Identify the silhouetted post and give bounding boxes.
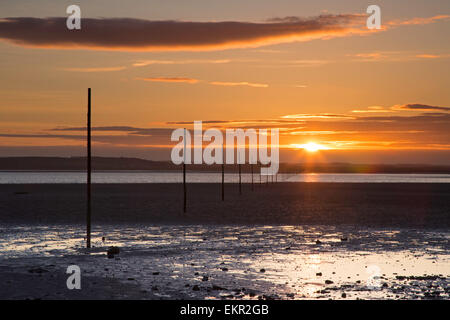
[183,128,187,213]
[259,164,262,185]
[239,164,242,195]
[221,143,224,201]
[86,88,91,249]
[251,164,254,191]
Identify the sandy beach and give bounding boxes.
[0,183,449,227]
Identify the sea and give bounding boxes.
[0,171,449,184]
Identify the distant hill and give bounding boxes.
[0,157,449,173]
[0,157,175,171]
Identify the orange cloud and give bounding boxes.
[387,15,450,26]
[415,54,449,59]
[133,59,231,67]
[282,114,355,120]
[137,77,199,84]
[350,51,450,63]
[210,81,268,88]
[353,52,386,60]
[352,106,396,113]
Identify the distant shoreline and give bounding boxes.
[2,170,450,174]
[1,157,450,173]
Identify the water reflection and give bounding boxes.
[1,171,450,184]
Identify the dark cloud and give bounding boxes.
[0,131,172,146]
[51,126,174,136]
[51,126,139,132]
[0,15,367,51]
[356,113,450,122]
[0,133,84,140]
[394,104,450,112]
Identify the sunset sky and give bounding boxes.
[1,0,449,164]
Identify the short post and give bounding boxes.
[86,88,91,249]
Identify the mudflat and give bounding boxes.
[0,183,448,227]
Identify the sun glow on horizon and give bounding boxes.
[292,142,329,152]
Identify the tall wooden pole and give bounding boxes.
[251,164,254,191]
[238,164,242,195]
[86,88,91,249]
[259,163,262,185]
[221,143,224,201]
[183,128,187,213]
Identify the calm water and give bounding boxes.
[0,171,449,184]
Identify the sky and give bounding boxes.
[0,0,449,164]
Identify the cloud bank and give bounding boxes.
[0,14,447,52]
[0,15,368,51]
[1,107,449,151]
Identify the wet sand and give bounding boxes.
[0,225,448,300]
[0,183,449,227]
[0,183,449,300]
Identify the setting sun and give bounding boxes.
[296,142,328,152]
